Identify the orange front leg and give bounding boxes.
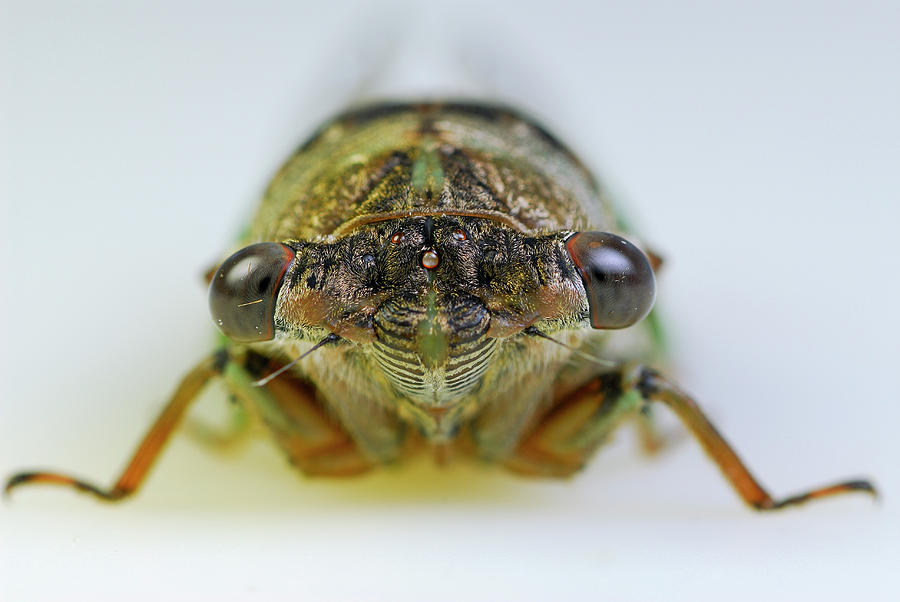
[5,352,227,501]
[632,366,876,510]
[4,348,376,503]
[507,364,877,510]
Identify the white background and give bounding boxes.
[2,1,898,600]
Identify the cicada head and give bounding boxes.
[209,216,656,406]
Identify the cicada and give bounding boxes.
[6,101,876,509]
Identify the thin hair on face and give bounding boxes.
[252,333,341,387]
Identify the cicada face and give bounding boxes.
[211,212,656,410]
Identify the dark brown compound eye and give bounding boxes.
[566,232,656,329]
[209,242,295,342]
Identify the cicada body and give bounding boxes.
[6,102,874,509]
[214,102,658,470]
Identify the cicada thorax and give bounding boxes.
[251,102,618,242]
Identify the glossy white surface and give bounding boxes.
[2,1,898,600]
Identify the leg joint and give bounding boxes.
[622,364,663,399]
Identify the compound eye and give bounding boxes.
[566,232,656,329]
[209,243,295,342]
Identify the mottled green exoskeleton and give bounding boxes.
[7,102,875,509]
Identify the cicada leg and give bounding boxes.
[5,352,228,501]
[506,364,876,510]
[5,348,375,502]
[221,350,373,477]
[505,371,635,477]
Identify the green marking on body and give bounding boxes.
[417,290,449,370]
[411,141,444,198]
